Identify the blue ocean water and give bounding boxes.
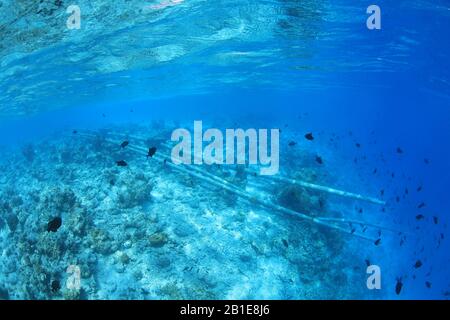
[0,0,449,300]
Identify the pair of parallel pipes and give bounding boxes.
[77,130,398,242]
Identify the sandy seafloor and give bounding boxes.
[0,120,395,300]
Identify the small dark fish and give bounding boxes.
[365,259,371,267]
[405,188,409,195]
[282,239,289,248]
[391,172,395,178]
[395,278,403,295]
[417,186,423,192]
[433,216,439,225]
[304,133,314,141]
[373,168,378,174]
[47,217,62,233]
[72,130,78,135]
[120,141,129,148]
[147,147,157,158]
[102,113,106,117]
[396,147,404,154]
[414,260,423,269]
[355,143,361,148]
[416,214,425,220]
[425,282,432,289]
[315,156,323,164]
[51,280,61,293]
[358,208,363,214]
[396,196,400,203]
[288,141,297,147]
[116,160,128,167]
[374,238,381,246]
[380,189,385,196]
[424,158,430,164]
[351,228,356,234]
[417,202,426,209]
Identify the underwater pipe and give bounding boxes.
[85,130,400,235]
[153,147,400,237]
[81,128,385,206]
[316,217,411,236]
[80,130,398,235]
[75,131,387,241]
[255,175,386,206]
[148,139,385,206]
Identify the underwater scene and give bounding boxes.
[0,0,449,300]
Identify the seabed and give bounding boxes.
[0,122,393,300]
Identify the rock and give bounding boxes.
[173,223,193,238]
[67,206,89,237]
[149,232,168,248]
[0,287,9,300]
[89,229,115,255]
[117,251,130,265]
[116,172,152,208]
[277,185,325,216]
[155,256,171,269]
[40,187,77,213]
[63,288,81,300]
[133,270,143,281]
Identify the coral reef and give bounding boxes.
[115,172,153,209]
[277,185,326,217]
[148,232,169,248]
[0,124,374,299]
